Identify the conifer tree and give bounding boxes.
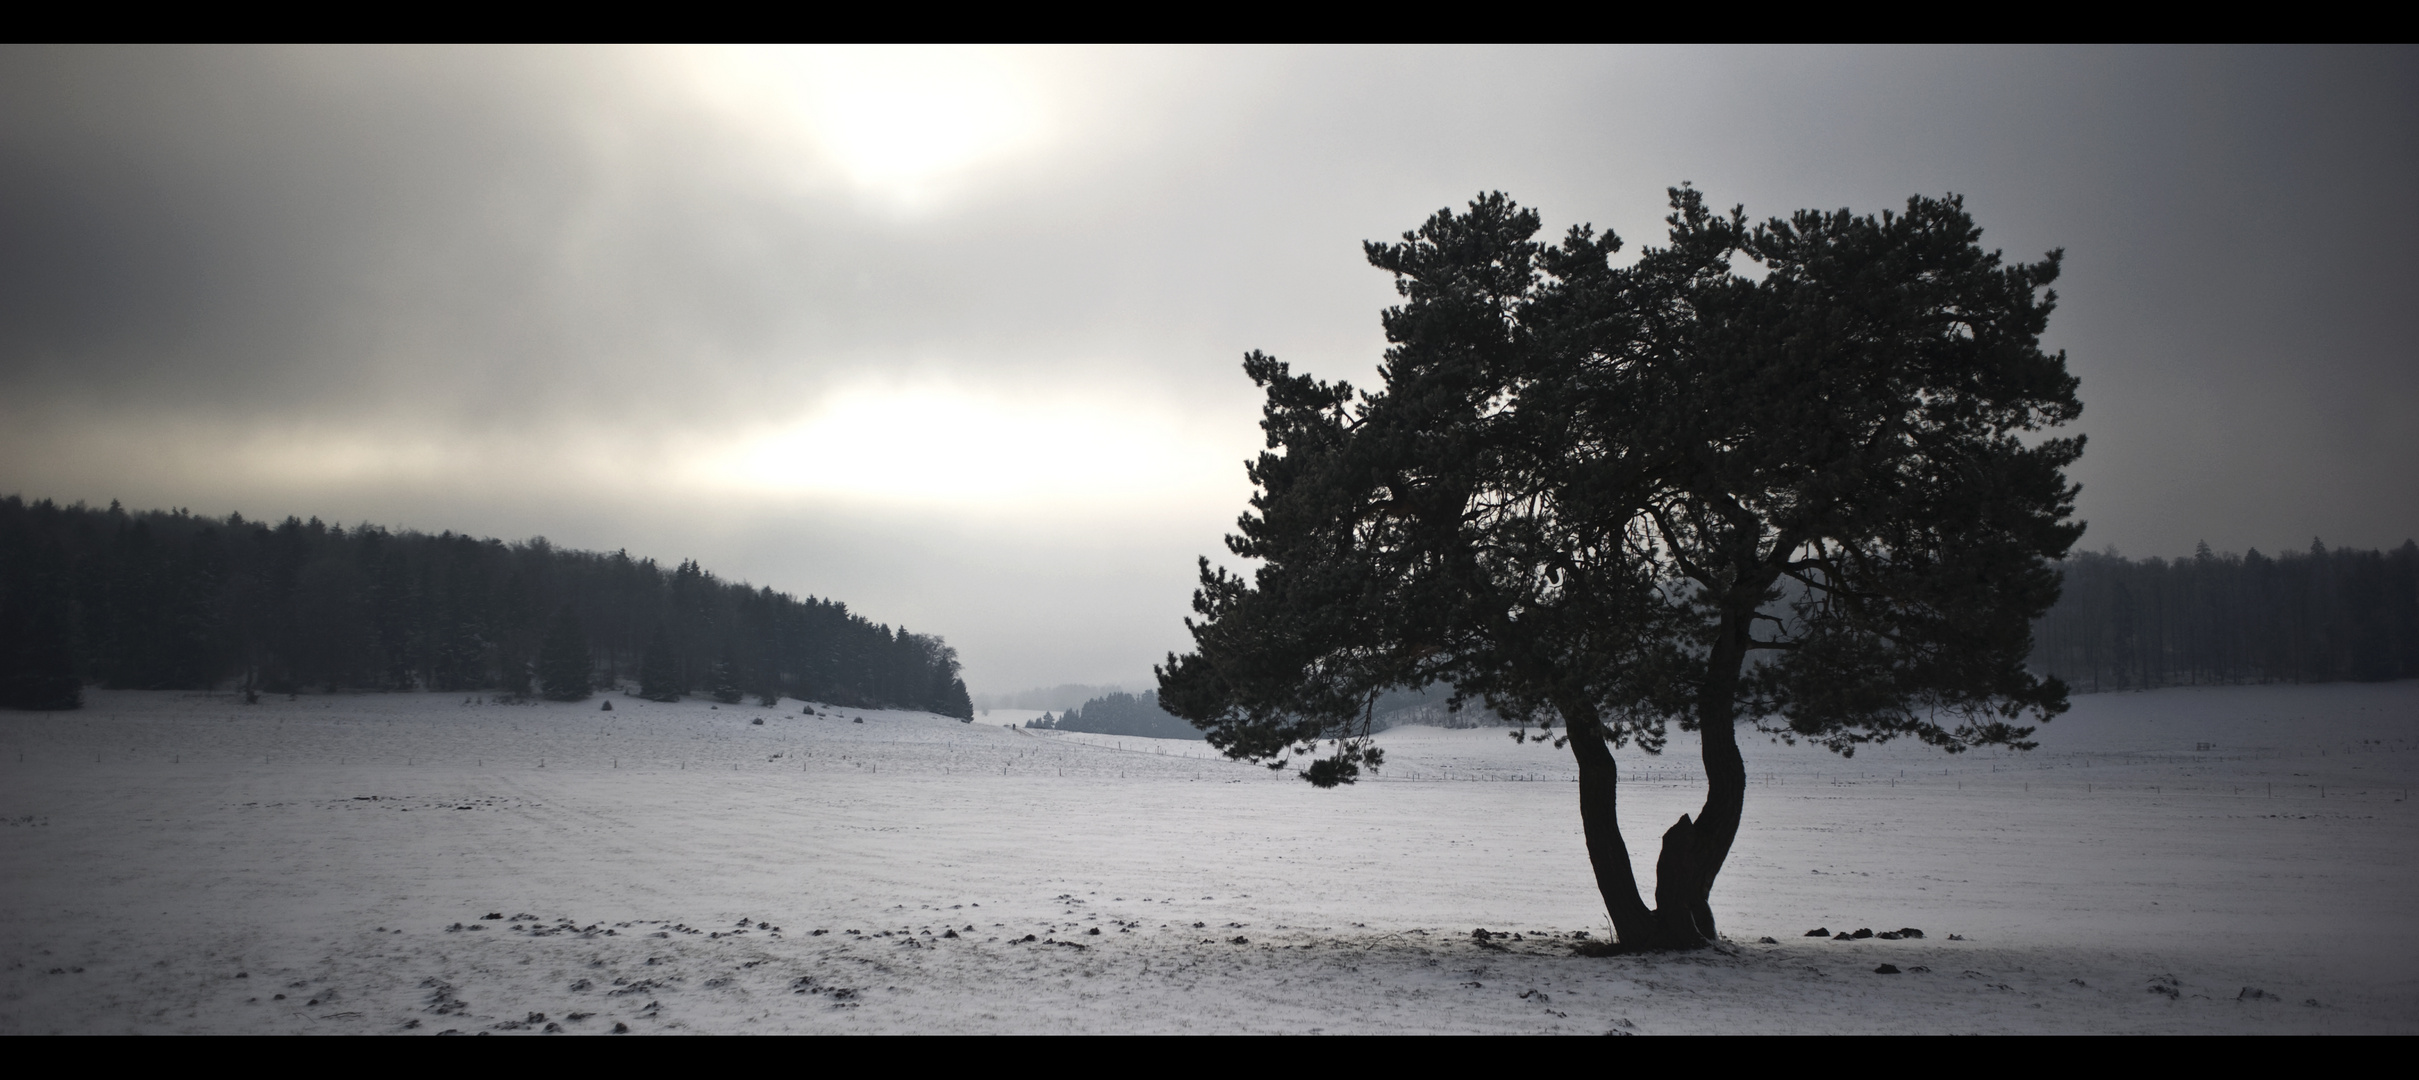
[536,606,592,701]
[1162,189,2084,950]
[638,623,682,702]
[496,652,533,701]
[709,645,743,704]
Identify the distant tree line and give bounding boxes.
[2031,539,2419,691]
[974,683,1125,712]
[0,496,973,717]
[1026,690,1203,740]
[1004,538,2419,739]
[1361,684,1504,729]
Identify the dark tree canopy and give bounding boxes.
[1160,188,2085,950]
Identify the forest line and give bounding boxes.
[2031,539,2419,692]
[0,496,972,715]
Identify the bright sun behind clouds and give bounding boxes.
[710,45,1052,200]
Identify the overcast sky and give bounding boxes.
[4,45,2414,693]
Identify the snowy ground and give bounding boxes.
[3,681,2414,1034]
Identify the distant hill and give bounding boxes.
[1028,690,1201,740]
[1023,685,1508,739]
[0,496,972,716]
[974,684,1124,712]
[1361,684,1505,729]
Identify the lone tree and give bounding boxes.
[1159,188,2084,951]
[536,606,592,701]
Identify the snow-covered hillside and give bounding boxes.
[2,682,2413,1033]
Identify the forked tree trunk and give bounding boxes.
[1565,698,1715,950]
[1654,814,1709,945]
[1684,598,1757,939]
[1564,703,1655,946]
[1562,599,1758,951]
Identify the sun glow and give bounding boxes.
[710,45,1050,199]
[708,385,1242,509]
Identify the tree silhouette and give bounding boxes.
[1161,189,2084,950]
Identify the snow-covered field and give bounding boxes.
[3,681,2414,1034]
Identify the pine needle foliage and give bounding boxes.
[1160,188,2086,949]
